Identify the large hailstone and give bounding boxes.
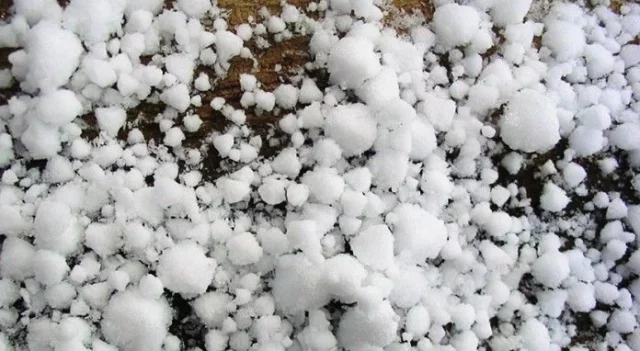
[500,89,560,153]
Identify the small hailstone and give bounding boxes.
[229,109,246,125]
[480,240,514,271]
[257,227,289,256]
[491,186,511,207]
[272,147,301,178]
[301,167,345,205]
[299,78,323,104]
[122,221,151,251]
[606,198,628,220]
[337,302,399,350]
[215,31,243,66]
[43,156,75,183]
[409,120,437,160]
[519,319,551,351]
[562,162,586,188]
[593,191,610,208]
[351,224,394,270]
[226,232,263,266]
[598,158,618,175]
[176,0,212,18]
[602,239,626,262]
[272,254,331,314]
[200,48,217,65]
[239,143,258,162]
[500,89,560,153]
[432,3,480,48]
[609,310,637,334]
[390,203,447,262]
[82,57,118,88]
[324,254,367,302]
[205,330,229,351]
[531,251,570,288]
[101,290,171,351]
[117,73,139,96]
[165,53,194,84]
[236,23,252,41]
[327,36,381,89]
[108,270,130,292]
[343,167,372,193]
[569,126,604,156]
[584,44,615,79]
[274,84,298,109]
[258,177,286,205]
[282,5,300,23]
[217,177,251,204]
[567,282,596,312]
[183,114,203,132]
[576,105,611,131]
[313,138,342,167]
[490,0,533,26]
[194,73,211,91]
[182,171,202,187]
[537,289,568,318]
[542,20,586,61]
[85,223,123,258]
[156,241,216,295]
[213,133,234,157]
[405,305,430,339]
[286,183,310,206]
[34,201,81,255]
[483,211,512,238]
[298,101,324,129]
[540,182,570,212]
[286,220,323,264]
[95,106,127,137]
[0,204,27,237]
[190,95,202,107]
[367,150,409,190]
[163,127,185,147]
[32,249,69,286]
[279,113,298,134]
[610,123,640,151]
[340,190,367,217]
[421,94,456,132]
[161,83,190,112]
[240,91,255,108]
[267,16,286,33]
[239,74,257,92]
[0,237,35,280]
[37,89,83,126]
[255,90,276,111]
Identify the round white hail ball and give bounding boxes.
[500,89,560,153]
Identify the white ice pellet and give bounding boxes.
[540,182,570,212]
[432,3,480,48]
[327,36,381,89]
[500,89,560,153]
[156,241,216,295]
